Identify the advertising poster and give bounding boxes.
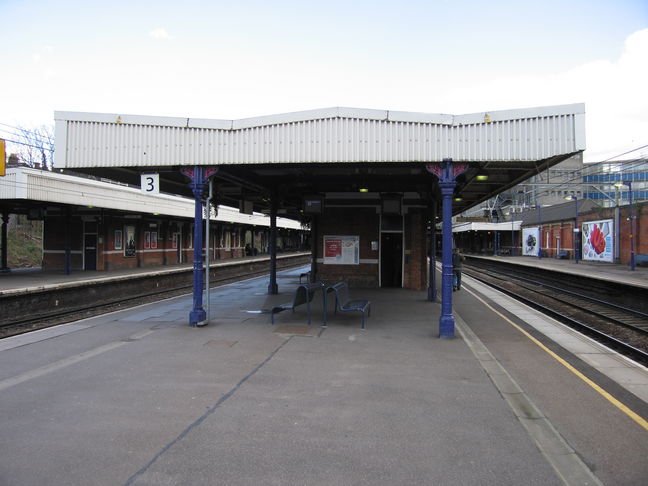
[124,225,136,257]
[522,227,540,256]
[114,230,122,250]
[582,219,614,262]
[323,235,359,265]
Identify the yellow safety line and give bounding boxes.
[465,287,648,432]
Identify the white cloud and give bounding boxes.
[148,28,173,40]
[437,29,648,162]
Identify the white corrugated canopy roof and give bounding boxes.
[54,104,586,168]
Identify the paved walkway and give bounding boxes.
[0,266,563,486]
[1,265,646,485]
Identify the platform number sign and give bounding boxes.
[141,173,159,194]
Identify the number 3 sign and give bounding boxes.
[141,174,160,194]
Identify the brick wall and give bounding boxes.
[404,208,427,290]
[316,207,380,287]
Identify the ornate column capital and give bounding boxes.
[425,158,469,184]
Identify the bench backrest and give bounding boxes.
[331,282,350,306]
[293,283,320,307]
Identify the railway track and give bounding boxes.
[1,260,309,340]
[463,262,648,366]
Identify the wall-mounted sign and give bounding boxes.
[0,139,5,177]
[582,219,613,262]
[304,197,323,214]
[141,173,159,194]
[323,235,359,265]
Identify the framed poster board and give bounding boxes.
[522,227,540,256]
[323,235,359,265]
[124,225,136,257]
[114,230,122,250]
[582,219,613,262]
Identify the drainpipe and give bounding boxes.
[427,199,437,301]
[205,180,214,324]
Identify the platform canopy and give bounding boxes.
[453,221,522,233]
[54,104,585,218]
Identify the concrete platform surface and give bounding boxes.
[1,265,646,485]
[1,266,565,486]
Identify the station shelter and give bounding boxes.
[51,104,586,335]
[452,220,523,256]
[513,198,645,263]
[0,167,304,272]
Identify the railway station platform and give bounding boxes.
[0,265,647,485]
[467,253,648,289]
[1,251,647,295]
[0,252,310,295]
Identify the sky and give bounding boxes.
[1,0,647,162]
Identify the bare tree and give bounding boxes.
[2,124,55,169]
[15,125,55,170]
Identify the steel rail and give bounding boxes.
[466,261,648,333]
[473,266,648,335]
[463,265,648,366]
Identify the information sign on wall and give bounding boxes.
[582,219,614,262]
[522,227,540,256]
[323,235,360,265]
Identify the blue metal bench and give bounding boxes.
[324,282,371,329]
[636,254,648,266]
[557,250,570,259]
[270,282,324,325]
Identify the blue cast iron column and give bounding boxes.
[181,166,219,327]
[268,194,279,294]
[574,195,580,264]
[426,159,468,338]
[537,204,543,259]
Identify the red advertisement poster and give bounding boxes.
[325,238,342,258]
[323,236,359,265]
